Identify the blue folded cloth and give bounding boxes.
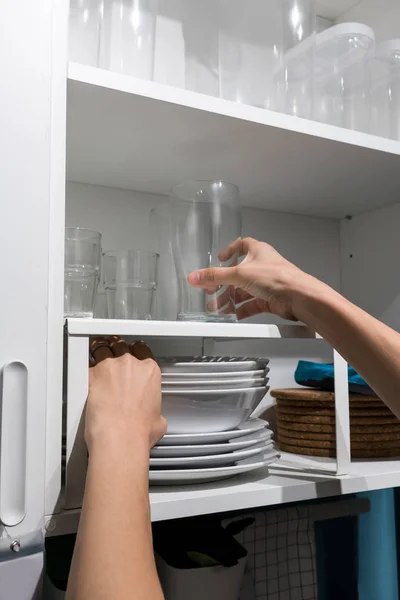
[295,360,376,396]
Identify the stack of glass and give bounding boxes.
[103,249,159,319]
[64,227,102,318]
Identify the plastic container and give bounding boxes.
[218,0,282,110]
[99,0,157,79]
[370,39,400,140]
[68,0,103,66]
[277,0,316,119]
[314,23,375,132]
[169,181,241,323]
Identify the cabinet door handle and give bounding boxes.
[0,361,28,527]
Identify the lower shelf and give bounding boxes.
[45,453,400,536]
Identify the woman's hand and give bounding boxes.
[86,338,167,453]
[188,237,317,321]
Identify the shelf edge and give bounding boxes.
[66,318,317,339]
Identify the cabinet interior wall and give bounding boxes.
[340,202,400,333]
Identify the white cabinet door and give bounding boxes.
[0,0,67,558]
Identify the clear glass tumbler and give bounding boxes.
[64,228,102,318]
[219,0,283,110]
[169,181,241,323]
[103,250,158,320]
[277,0,316,119]
[99,0,157,79]
[69,0,103,66]
[149,204,178,321]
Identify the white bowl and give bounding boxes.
[162,377,268,390]
[162,386,269,434]
[159,356,269,374]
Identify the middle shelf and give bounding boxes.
[67,318,317,339]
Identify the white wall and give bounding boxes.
[340,201,400,332]
[66,181,341,291]
[338,0,400,42]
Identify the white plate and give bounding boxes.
[151,431,273,457]
[160,357,269,373]
[162,377,267,390]
[162,369,268,380]
[149,443,274,467]
[157,418,268,445]
[149,453,279,485]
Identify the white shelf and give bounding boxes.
[150,453,400,521]
[67,62,400,219]
[67,318,316,339]
[45,453,400,535]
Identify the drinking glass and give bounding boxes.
[149,204,178,321]
[277,0,316,119]
[103,250,158,319]
[64,228,102,318]
[219,0,282,110]
[169,181,241,323]
[69,0,103,66]
[99,0,157,79]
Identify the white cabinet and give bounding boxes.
[46,0,400,537]
[3,0,400,578]
[0,0,67,580]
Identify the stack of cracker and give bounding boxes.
[271,388,400,458]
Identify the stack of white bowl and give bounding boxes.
[150,357,279,485]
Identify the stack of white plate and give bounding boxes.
[150,357,279,485]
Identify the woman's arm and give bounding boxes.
[66,353,166,600]
[293,277,400,417]
[188,237,400,418]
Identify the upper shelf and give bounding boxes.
[67,318,316,339]
[67,62,400,219]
